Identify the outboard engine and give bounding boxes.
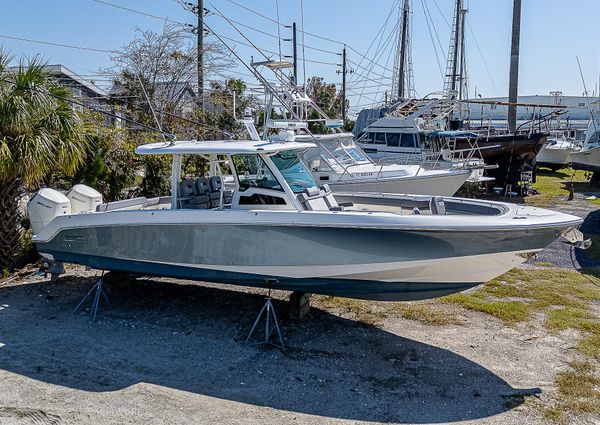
[27,188,71,235]
[66,184,103,213]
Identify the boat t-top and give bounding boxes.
[29,136,585,301]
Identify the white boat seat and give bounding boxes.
[297,187,329,211]
[430,196,446,215]
[320,184,342,211]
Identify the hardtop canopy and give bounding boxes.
[135,140,316,156]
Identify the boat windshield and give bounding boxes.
[231,154,283,191]
[318,136,372,167]
[271,150,319,193]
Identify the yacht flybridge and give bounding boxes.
[29,138,585,301]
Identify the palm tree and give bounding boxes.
[0,51,87,271]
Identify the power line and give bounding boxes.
[91,0,187,25]
[0,34,113,53]
[222,0,393,74]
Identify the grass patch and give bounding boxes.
[544,361,600,422]
[526,167,599,208]
[317,296,386,325]
[390,303,461,325]
[442,268,600,325]
[317,298,460,326]
[535,261,556,268]
[442,268,600,421]
[442,293,530,324]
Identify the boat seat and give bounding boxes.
[297,187,329,211]
[320,184,346,211]
[209,176,233,206]
[179,179,209,209]
[195,176,219,207]
[429,196,446,215]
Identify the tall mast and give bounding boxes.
[458,7,467,100]
[397,0,410,100]
[443,0,464,99]
[507,0,522,133]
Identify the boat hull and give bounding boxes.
[328,170,470,196]
[455,132,547,185]
[536,146,573,166]
[571,146,600,173]
[36,220,561,301]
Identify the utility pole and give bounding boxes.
[197,0,204,109]
[507,0,521,133]
[341,45,347,122]
[292,22,298,86]
[397,0,410,100]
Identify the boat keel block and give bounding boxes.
[72,274,111,322]
[245,297,285,351]
[289,291,311,320]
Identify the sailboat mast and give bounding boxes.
[458,7,467,100]
[397,0,410,99]
[450,0,462,93]
[508,0,522,133]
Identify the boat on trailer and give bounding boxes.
[29,139,584,301]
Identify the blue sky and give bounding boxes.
[0,0,599,114]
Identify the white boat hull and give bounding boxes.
[328,171,470,196]
[536,146,573,166]
[571,146,600,172]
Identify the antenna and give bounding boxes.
[577,56,590,97]
[135,72,168,143]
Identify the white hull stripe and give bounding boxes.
[117,249,539,283]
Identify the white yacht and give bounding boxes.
[536,130,580,170]
[296,132,471,196]
[29,137,584,301]
[354,109,493,184]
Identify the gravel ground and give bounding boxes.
[0,201,598,425]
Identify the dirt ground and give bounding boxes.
[0,202,598,425]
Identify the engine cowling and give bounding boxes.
[27,188,71,235]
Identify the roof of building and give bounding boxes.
[41,64,108,97]
[135,140,316,155]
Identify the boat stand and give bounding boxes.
[72,272,111,322]
[245,284,285,350]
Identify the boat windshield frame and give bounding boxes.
[270,149,319,194]
[318,135,373,169]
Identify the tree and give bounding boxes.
[0,52,87,270]
[305,76,347,134]
[66,113,138,202]
[197,79,260,140]
[107,24,233,139]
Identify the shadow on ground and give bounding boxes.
[0,275,540,423]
